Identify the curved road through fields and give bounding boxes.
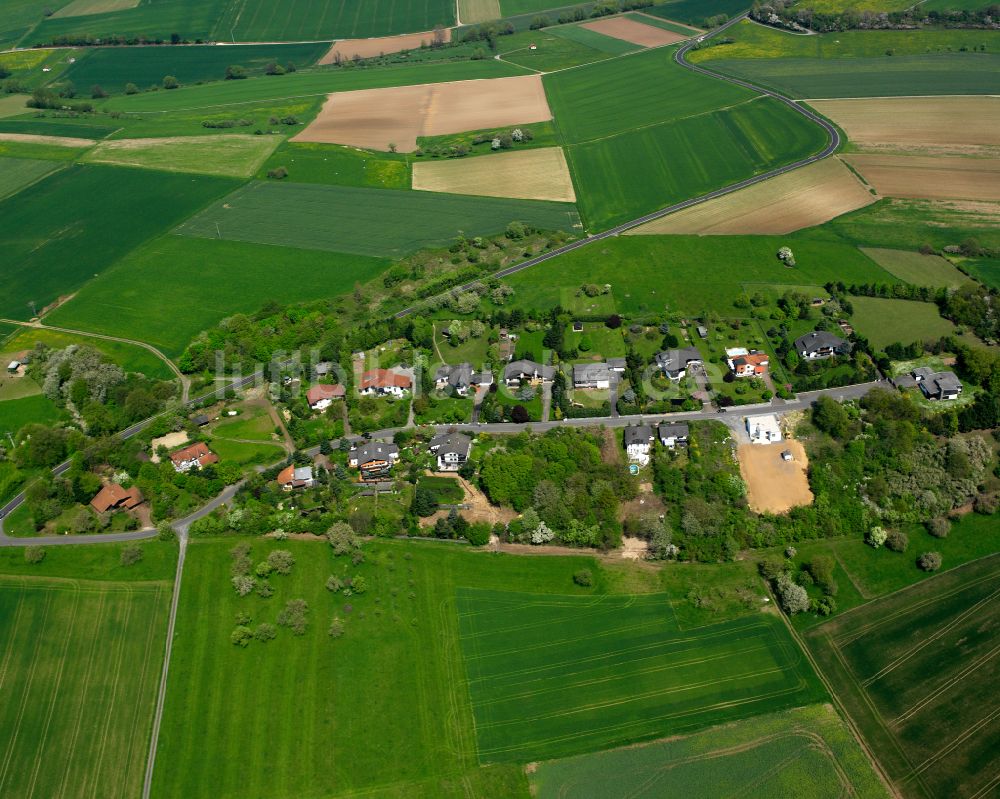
[395,13,841,319]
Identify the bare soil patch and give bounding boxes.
[581,16,687,47]
[810,96,1000,151]
[630,157,874,235]
[319,29,452,64]
[420,474,517,528]
[149,431,189,462]
[737,440,813,515]
[293,75,552,152]
[412,147,575,202]
[843,154,1000,202]
[0,132,95,148]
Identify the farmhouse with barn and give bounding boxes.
[90,484,144,514]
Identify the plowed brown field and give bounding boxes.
[843,154,1000,202]
[580,16,688,47]
[292,75,552,152]
[319,29,451,64]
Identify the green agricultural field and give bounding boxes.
[860,247,972,289]
[100,58,530,113]
[849,296,957,349]
[257,142,410,189]
[498,29,615,72]
[30,0,230,46]
[0,138,92,162]
[548,22,642,55]
[47,236,389,356]
[502,235,897,317]
[0,156,61,200]
[531,704,889,799]
[0,95,31,119]
[177,180,580,259]
[214,0,455,42]
[0,0,74,49]
[643,0,749,27]
[0,393,61,434]
[1,327,176,380]
[624,11,702,34]
[961,257,1000,290]
[805,554,1000,799]
[152,537,635,799]
[0,574,170,799]
[499,0,588,15]
[62,42,330,94]
[0,538,177,581]
[82,134,282,178]
[0,164,238,321]
[0,119,118,138]
[459,587,826,762]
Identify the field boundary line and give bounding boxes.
[24,591,79,799]
[0,590,52,795]
[0,584,27,694]
[57,590,106,799]
[798,94,1000,102]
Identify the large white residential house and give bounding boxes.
[624,424,655,466]
[428,432,473,471]
[746,414,782,444]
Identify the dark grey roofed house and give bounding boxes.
[657,422,689,447]
[315,361,334,377]
[472,371,494,387]
[572,362,616,389]
[191,414,210,427]
[572,321,584,332]
[435,363,474,395]
[623,425,655,446]
[349,441,400,468]
[429,432,473,471]
[654,346,702,380]
[503,360,555,385]
[913,368,963,400]
[794,330,849,359]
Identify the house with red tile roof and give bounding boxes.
[169,442,219,472]
[307,384,345,410]
[90,484,144,514]
[358,369,411,397]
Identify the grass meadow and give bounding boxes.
[961,257,1000,290]
[501,234,897,317]
[0,156,61,200]
[805,554,1000,799]
[498,29,616,72]
[1,327,176,379]
[176,180,580,258]
[848,296,958,349]
[0,393,62,434]
[459,588,825,763]
[0,138,92,163]
[530,704,889,799]
[860,247,973,289]
[0,118,117,138]
[63,42,330,94]
[82,134,282,178]
[0,574,171,799]
[0,537,177,581]
[47,236,390,356]
[548,22,642,55]
[643,0,750,27]
[257,142,411,189]
[0,164,238,321]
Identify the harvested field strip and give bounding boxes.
[805,555,1000,799]
[810,96,1000,155]
[531,704,890,799]
[459,587,826,763]
[320,29,451,64]
[860,247,972,289]
[0,132,95,148]
[579,16,689,47]
[843,154,1000,202]
[630,157,874,235]
[294,74,552,152]
[0,576,169,799]
[177,180,579,258]
[547,23,643,55]
[412,147,575,202]
[460,0,501,23]
[81,134,282,178]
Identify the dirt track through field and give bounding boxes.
[809,97,1000,154]
[843,154,1000,202]
[629,157,874,235]
[737,440,813,515]
[580,16,688,47]
[319,29,451,64]
[413,147,576,202]
[292,75,552,152]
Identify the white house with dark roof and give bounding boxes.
[624,424,655,465]
[655,347,702,381]
[572,362,618,390]
[658,422,689,449]
[348,441,400,480]
[913,367,963,400]
[504,360,555,386]
[794,331,850,360]
[428,431,473,471]
[435,363,474,396]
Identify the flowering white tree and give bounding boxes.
[866,525,888,548]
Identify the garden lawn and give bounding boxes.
[0,164,238,321]
[176,181,580,259]
[848,296,957,350]
[459,587,826,762]
[0,156,62,199]
[150,537,658,799]
[258,142,410,188]
[0,393,62,435]
[501,235,897,317]
[531,704,889,799]
[860,247,973,289]
[0,574,170,799]
[417,475,465,503]
[804,554,1000,799]
[82,135,282,178]
[2,327,175,380]
[46,236,389,357]
[62,42,330,94]
[208,437,284,468]
[210,408,274,441]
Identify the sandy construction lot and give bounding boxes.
[810,97,1000,156]
[293,75,552,152]
[844,154,1000,202]
[0,132,95,148]
[413,147,576,202]
[319,29,451,64]
[738,440,813,515]
[580,16,688,47]
[629,157,874,235]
